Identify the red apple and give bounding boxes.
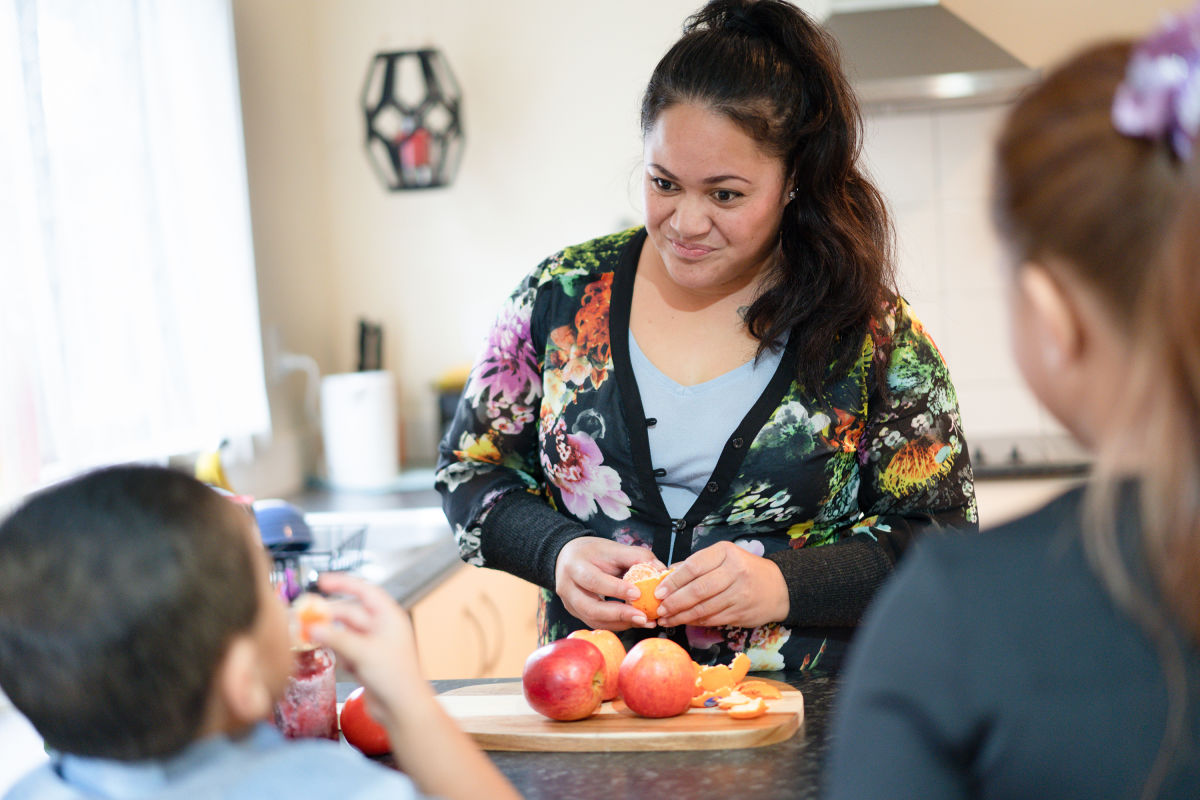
[567,629,626,701]
[618,638,697,718]
[522,638,606,721]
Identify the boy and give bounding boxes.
[0,465,517,799]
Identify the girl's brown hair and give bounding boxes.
[994,40,1199,799]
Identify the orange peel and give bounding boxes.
[696,664,735,692]
[735,680,782,700]
[623,562,673,621]
[690,686,732,708]
[695,651,753,693]
[730,652,751,684]
[716,691,751,710]
[725,697,769,719]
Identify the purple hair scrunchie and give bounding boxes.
[1112,2,1200,160]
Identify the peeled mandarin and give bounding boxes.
[622,563,673,621]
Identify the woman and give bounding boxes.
[436,0,975,672]
[825,7,1200,797]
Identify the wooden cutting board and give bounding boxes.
[435,679,803,752]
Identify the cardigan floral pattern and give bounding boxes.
[436,227,977,671]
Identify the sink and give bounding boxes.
[301,506,461,606]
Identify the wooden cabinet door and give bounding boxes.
[411,564,539,679]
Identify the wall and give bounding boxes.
[234,0,738,482]
[232,0,1183,492]
[232,0,335,494]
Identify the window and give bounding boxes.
[0,0,268,502]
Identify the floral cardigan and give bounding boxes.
[436,228,977,672]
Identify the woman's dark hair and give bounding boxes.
[641,0,896,391]
[0,466,260,760]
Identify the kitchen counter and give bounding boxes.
[283,474,462,609]
[419,671,838,800]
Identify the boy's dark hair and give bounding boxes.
[0,465,260,760]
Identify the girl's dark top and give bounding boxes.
[826,484,1200,798]
[436,227,976,671]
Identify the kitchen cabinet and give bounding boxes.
[411,563,539,679]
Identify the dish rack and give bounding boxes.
[270,523,368,603]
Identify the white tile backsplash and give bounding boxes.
[863,113,937,208]
[864,101,1067,463]
[932,106,1006,202]
[891,205,941,306]
[939,204,1007,294]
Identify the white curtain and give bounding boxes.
[0,0,269,502]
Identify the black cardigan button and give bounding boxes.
[705,481,719,493]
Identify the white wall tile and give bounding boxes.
[862,112,937,209]
[939,288,1018,385]
[956,379,1044,440]
[862,100,1072,460]
[939,203,1008,294]
[933,105,1006,202]
[891,205,941,308]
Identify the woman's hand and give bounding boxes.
[554,537,664,631]
[654,541,789,629]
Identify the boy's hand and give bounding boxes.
[308,573,521,800]
[307,572,425,730]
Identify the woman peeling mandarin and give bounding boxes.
[436,0,975,673]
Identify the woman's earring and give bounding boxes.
[787,188,798,202]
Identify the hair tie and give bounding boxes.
[1112,2,1200,160]
[724,6,764,38]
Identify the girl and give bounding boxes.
[825,5,1200,797]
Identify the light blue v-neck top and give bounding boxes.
[629,331,784,522]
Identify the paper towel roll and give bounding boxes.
[320,371,399,490]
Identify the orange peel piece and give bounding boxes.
[735,680,782,700]
[716,691,751,710]
[730,652,751,684]
[623,563,673,621]
[695,651,753,693]
[725,697,769,719]
[696,664,735,693]
[690,686,732,707]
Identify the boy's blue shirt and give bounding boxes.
[4,722,425,799]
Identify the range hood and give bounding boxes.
[822,1,1039,111]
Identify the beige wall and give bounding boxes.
[232,0,1185,490]
[234,0,713,484]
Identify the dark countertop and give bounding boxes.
[428,672,838,800]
